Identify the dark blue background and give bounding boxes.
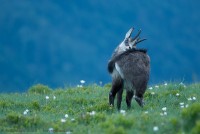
[0,0,200,92]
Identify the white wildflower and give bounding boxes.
[53,96,56,100]
[192,97,196,100]
[185,104,189,108]
[65,114,69,118]
[77,85,83,88]
[160,110,167,116]
[46,96,49,100]
[80,80,85,84]
[176,93,180,96]
[148,87,153,90]
[153,126,159,131]
[162,107,167,111]
[89,111,96,116]
[120,110,126,115]
[151,92,155,95]
[179,102,185,108]
[49,128,54,133]
[71,118,75,122]
[180,105,184,108]
[23,109,29,115]
[66,131,72,134]
[144,111,149,114]
[188,97,192,101]
[61,118,66,123]
[23,111,28,115]
[155,85,159,88]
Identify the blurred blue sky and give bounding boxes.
[0,0,200,92]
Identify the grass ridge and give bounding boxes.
[0,83,199,133]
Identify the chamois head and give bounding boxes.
[114,28,146,55]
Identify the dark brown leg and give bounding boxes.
[135,90,145,107]
[117,88,123,110]
[126,91,134,109]
[109,78,123,107]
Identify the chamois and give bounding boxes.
[108,28,150,110]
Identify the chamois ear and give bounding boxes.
[125,27,134,39]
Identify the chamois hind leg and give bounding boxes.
[117,88,123,110]
[109,78,123,107]
[135,89,145,107]
[126,91,134,109]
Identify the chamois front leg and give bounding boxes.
[126,91,134,109]
[109,78,123,107]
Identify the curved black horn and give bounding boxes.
[135,38,147,45]
[130,29,147,46]
[132,29,141,41]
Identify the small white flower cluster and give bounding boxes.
[80,80,85,84]
[188,96,196,101]
[162,107,167,111]
[149,82,167,90]
[45,95,56,100]
[77,85,83,88]
[61,118,66,123]
[77,80,86,88]
[153,126,159,131]
[48,127,54,133]
[88,111,96,116]
[180,102,188,108]
[148,87,153,90]
[160,107,167,116]
[66,131,72,134]
[46,96,49,100]
[144,111,149,114]
[148,85,160,95]
[176,93,180,97]
[65,114,69,118]
[49,127,72,134]
[71,118,75,122]
[120,110,126,116]
[164,82,168,86]
[61,114,69,123]
[23,109,29,115]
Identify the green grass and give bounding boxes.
[0,83,200,133]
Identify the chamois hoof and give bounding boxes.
[135,97,145,107]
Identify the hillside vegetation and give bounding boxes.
[0,83,200,133]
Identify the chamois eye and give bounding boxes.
[125,40,129,46]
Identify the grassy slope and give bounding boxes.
[0,83,200,134]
